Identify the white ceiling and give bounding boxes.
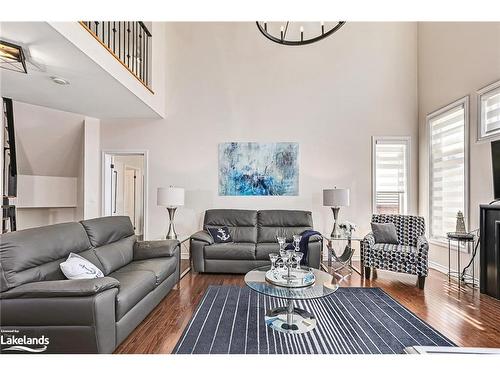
[0,22,161,119]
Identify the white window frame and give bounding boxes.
[371,136,411,215]
[477,79,500,142]
[427,96,470,246]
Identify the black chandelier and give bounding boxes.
[256,21,345,46]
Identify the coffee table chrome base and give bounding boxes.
[265,300,316,334]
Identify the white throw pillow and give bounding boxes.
[60,253,104,279]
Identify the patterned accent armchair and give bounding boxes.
[361,214,429,289]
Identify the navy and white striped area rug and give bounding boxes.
[173,286,455,354]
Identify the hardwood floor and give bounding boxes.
[115,263,500,354]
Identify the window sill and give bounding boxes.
[429,238,472,253]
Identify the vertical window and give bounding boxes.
[478,80,500,141]
[428,97,469,242]
[372,137,410,215]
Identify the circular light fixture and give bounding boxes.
[256,21,345,46]
[50,76,70,85]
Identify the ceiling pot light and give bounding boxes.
[0,40,27,74]
[50,76,70,85]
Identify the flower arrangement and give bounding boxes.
[338,221,357,237]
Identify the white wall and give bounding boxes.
[83,117,101,219]
[101,22,419,240]
[12,101,85,229]
[418,22,500,274]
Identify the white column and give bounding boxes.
[83,116,101,219]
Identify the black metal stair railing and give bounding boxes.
[80,21,152,90]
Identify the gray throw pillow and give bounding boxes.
[371,222,399,244]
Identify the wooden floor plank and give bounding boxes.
[114,263,500,354]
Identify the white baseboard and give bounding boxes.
[429,260,480,285]
[428,260,449,275]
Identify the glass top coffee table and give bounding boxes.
[244,265,339,334]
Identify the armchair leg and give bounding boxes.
[364,266,371,279]
[418,276,426,289]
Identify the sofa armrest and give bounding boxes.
[0,277,120,299]
[308,234,323,242]
[417,235,429,255]
[362,232,375,248]
[191,230,214,244]
[133,239,179,260]
[0,288,118,353]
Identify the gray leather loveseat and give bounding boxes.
[191,209,322,273]
[0,216,179,353]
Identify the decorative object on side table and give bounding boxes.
[323,187,350,238]
[338,221,357,238]
[157,186,185,239]
[455,211,466,233]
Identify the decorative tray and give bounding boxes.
[265,268,316,288]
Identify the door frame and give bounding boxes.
[101,149,149,240]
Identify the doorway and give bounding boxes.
[102,151,147,239]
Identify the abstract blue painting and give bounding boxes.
[218,142,299,196]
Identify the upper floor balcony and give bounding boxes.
[0,21,166,119]
[80,21,152,90]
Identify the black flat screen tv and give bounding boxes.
[492,140,500,200]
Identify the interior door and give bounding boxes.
[123,168,136,230]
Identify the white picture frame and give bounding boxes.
[477,79,500,142]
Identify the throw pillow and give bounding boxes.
[207,226,233,243]
[371,222,399,244]
[60,253,104,279]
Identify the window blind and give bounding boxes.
[374,139,408,214]
[429,103,466,240]
[483,86,500,134]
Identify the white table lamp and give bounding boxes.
[323,187,350,238]
[157,186,185,239]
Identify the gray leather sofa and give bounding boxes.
[0,216,179,353]
[191,209,322,273]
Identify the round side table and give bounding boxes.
[446,232,477,290]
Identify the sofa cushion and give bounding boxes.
[256,243,280,260]
[117,258,177,286]
[371,244,417,264]
[94,235,136,275]
[257,210,313,243]
[109,269,156,320]
[0,222,91,292]
[204,243,256,260]
[204,209,257,243]
[80,216,135,248]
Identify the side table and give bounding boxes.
[176,235,191,280]
[446,232,477,290]
[322,235,364,277]
[157,235,191,281]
